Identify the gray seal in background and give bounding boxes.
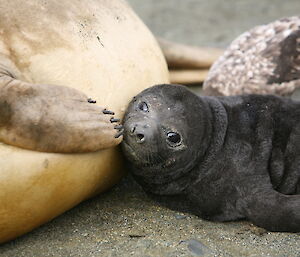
[122,84,300,232]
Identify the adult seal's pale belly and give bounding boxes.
[0,0,169,243]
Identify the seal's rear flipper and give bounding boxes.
[268,29,300,83]
[267,29,300,94]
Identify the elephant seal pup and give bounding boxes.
[122,84,300,232]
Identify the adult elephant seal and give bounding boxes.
[0,0,169,243]
[122,84,300,232]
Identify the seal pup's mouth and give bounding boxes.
[122,141,155,168]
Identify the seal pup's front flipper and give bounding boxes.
[238,188,300,232]
[0,55,122,153]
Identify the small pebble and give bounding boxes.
[184,239,212,256]
[175,214,187,220]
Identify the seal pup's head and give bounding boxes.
[122,84,212,184]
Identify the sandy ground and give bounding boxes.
[1,1,300,256]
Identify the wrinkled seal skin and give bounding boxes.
[122,84,300,232]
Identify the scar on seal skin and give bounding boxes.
[122,84,300,232]
[0,56,123,153]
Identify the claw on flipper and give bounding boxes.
[110,117,120,123]
[87,98,97,104]
[114,125,123,130]
[103,109,115,115]
[114,129,124,138]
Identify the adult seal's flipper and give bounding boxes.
[0,55,122,153]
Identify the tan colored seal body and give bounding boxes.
[0,0,169,243]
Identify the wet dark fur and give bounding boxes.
[122,84,300,232]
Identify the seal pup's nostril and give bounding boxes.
[130,126,136,134]
[136,133,145,143]
[129,124,147,143]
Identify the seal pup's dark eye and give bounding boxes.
[167,132,181,145]
[138,102,149,112]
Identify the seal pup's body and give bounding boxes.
[122,84,300,232]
